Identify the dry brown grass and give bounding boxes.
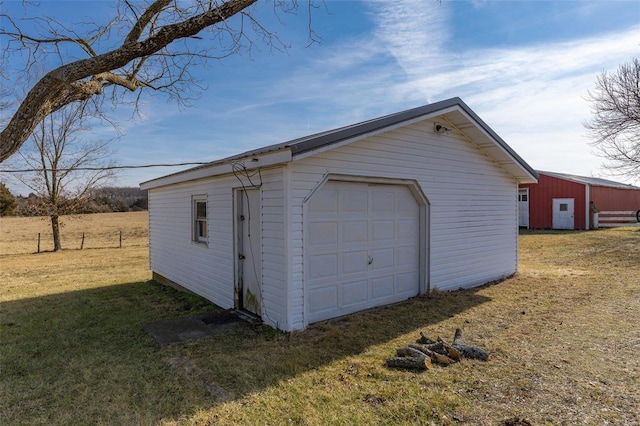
[1,213,639,425]
[0,211,148,255]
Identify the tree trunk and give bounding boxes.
[385,347,432,370]
[51,215,62,251]
[408,343,458,365]
[451,328,490,361]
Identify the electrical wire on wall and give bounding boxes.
[231,162,262,190]
[231,161,277,328]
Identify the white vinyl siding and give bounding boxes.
[148,167,287,329]
[288,119,517,329]
[148,178,235,308]
[147,119,521,332]
[259,167,287,329]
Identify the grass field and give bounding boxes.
[1,212,639,425]
[0,211,149,255]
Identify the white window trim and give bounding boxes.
[192,195,208,245]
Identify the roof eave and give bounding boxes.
[140,97,539,189]
[140,148,292,190]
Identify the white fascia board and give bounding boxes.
[454,108,538,184]
[141,149,292,190]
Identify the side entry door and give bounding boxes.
[237,188,262,316]
[552,198,574,230]
[518,189,529,228]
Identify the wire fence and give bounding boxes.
[0,212,150,255]
[32,230,143,253]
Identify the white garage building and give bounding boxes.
[140,97,537,331]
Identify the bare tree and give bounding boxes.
[8,102,116,251]
[585,57,640,179]
[0,0,318,162]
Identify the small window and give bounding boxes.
[559,203,568,212]
[521,194,527,202]
[193,196,207,244]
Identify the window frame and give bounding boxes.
[192,195,208,245]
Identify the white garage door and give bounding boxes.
[306,181,421,323]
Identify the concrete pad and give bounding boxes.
[143,310,251,347]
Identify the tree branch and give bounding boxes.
[585,57,640,180]
[1,0,260,162]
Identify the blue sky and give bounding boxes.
[1,0,639,194]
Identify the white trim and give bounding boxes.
[444,113,538,184]
[141,150,292,190]
[141,104,537,190]
[599,210,637,215]
[585,184,590,230]
[597,211,640,227]
[303,173,424,203]
[301,174,430,327]
[192,194,208,245]
[514,182,520,272]
[233,189,241,310]
[518,187,529,229]
[283,163,294,331]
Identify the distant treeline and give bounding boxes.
[14,187,148,216]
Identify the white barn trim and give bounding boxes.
[142,98,537,331]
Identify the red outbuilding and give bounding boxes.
[519,171,640,230]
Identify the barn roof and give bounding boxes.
[538,171,640,190]
[141,97,538,189]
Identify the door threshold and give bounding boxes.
[232,309,262,325]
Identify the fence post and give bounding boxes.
[80,232,85,250]
[119,231,122,249]
[37,233,41,253]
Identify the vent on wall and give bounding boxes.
[434,122,451,135]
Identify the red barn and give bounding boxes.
[519,171,640,230]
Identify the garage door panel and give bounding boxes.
[369,248,394,270]
[341,189,368,212]
[396,245,419,267]
[372,190,395,213]
[397,218,419,238]
[342,221,367,244]
[397,271,420,294]
[341,280,368,307]
[309,188,339,214]
[371,220,395,241]
[308,285,338,314]
[371,276,394,299]
[309,254,338,279]
[395,190,418,212]
[342,251,368,274]
[306,181,421,323]
[308,222,338,246]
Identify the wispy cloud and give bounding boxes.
[99,1,640,189]
[267,0,639,178]
[368,0,451,80]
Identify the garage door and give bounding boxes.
[306,181,421,323]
